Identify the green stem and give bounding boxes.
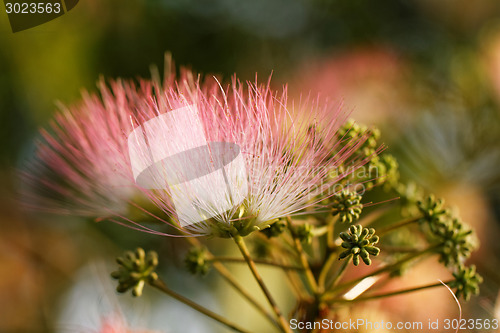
[283,264,311,300]
[208,257,304,271]
[326,255,350,291]
[312,225,329,237]
[233,234,292,333]
[328,280,453,303]
[150,278,251,333]
[185,237,278,328]
[286,217,319,295]
[376,217,421,236]
[317,252,337,293]
[322,244,441,301]
[327,215,338,249]
[356,203,394,227]
[378,245,421,253]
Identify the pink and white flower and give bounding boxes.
[22,79,149,218]
[23,67,373,237]
[125,75,372,236]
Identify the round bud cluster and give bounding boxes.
[417,195,449,232]
[434,218,476,267]
[449,265,483,301]
[111,248,159,297]
[185,247,211,276]
[296,223,314,244]
[339,225,380,266]
[331,191,363,224]
[261,219,287,238]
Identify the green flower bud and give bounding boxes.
[433,217,477,267]
[396,182,424,217]
[417,195,450,232]
[449,265,483,301]
[296,223,314,245]
[377,154,400,190]
[111,248,159,297]
[331,191,363,223]
[337,120,380,158]
[339,225,380,266]
[260,219,287,238]
[184,247,211,276]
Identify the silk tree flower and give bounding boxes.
[130,75,374,237]
[21,79,151,220]
[22,66,375,237]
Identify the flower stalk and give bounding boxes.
[208,257,304,271]
[286,217,319,296]
[150,278,251,333]
[328,280,453,303]
[322,244,442,301]
[233,234,292,333]
[325,255,351,291]
[185,237,279,328]
[375,216,421,236]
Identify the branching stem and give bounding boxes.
[286,217,319,296]
[185,237,278,328]
[208,257,304,271]
[233,234,292,333]
[150,278,251,333]
[376,217,421,236]
[322,244,441,301]
[328,280,453,303]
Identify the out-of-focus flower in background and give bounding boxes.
[57,263,225,333]
[481,25,500,106]
[289,47,409,126]
[57,264,163,333]
[391,105,500,243]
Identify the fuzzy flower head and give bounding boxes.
[131,74,375,237]
[22,64,377,237]
[21,79,156,219]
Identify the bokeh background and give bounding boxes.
[1,0,500,332]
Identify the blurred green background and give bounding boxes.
[1,0,500,332]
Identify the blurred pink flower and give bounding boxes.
[483,28,500,104]
[97,314,156,333]
[289,47,407,125]
[21,79,151,218]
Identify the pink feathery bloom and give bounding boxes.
[22,65,373,237]
[21,78,159,218]
[125,75,373,236]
